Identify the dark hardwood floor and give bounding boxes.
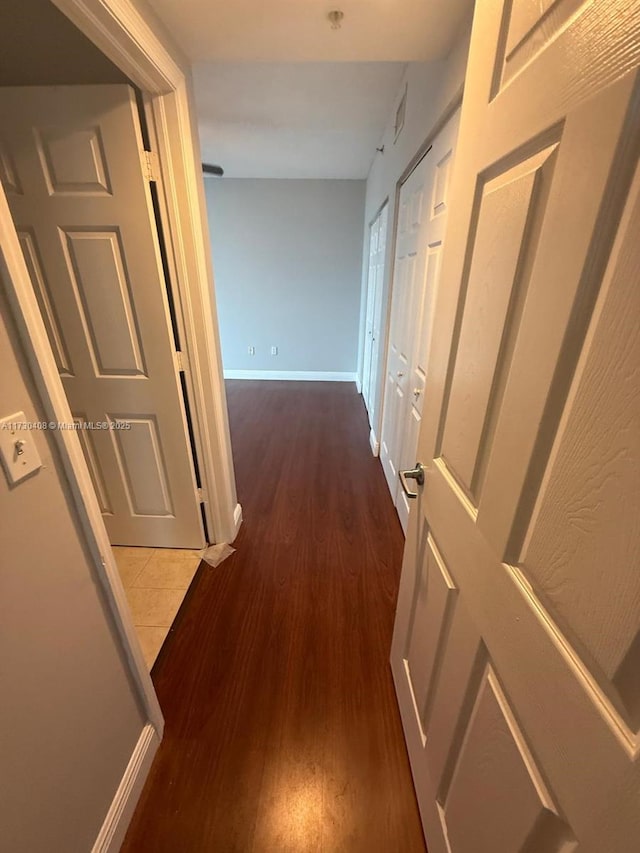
[122,381,426,853]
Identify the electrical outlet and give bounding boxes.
[271,346,278,356]
[248,346,255,356]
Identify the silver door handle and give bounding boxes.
[399,462,425,499]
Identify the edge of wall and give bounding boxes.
[92,723,160,853]
[224,370,357,382]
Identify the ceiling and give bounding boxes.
[194,62,406,179]
[147,0,472,63]
[148,0,474,179]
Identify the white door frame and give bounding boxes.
[362,199,388,430]
[0,0,241,735]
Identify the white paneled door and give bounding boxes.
[380,111,459,532]
[0,85,204,548]
[391,2,640,852]
[362,203,388,437]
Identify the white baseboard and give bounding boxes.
[224,370,357,382]
[92,723,160,853]
[355,376,362,394]
[232,502,243,538]
[369,428,380,457]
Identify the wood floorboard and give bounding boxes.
[122,380,426,853]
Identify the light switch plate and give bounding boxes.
[0,411,43,484]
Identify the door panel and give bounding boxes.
[443,667,571,853]
[0,85,203,547]
[412,246,441,420]
[440,143,558,498]
[391,2,640,851]
[74,416,112,514]
[404,533,457,737]
[522,281,640,729]
[18,229,72,375]
[62,228,146,376]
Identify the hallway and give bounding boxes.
[122,381,426,852]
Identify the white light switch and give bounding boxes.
[0,411,42,484]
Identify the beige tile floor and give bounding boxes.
[113,546,202,669]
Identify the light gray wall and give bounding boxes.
[0,280,146,851]
[206,178,365,374]
[358,13,474,436]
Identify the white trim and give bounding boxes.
[355,376,362,394]
[224,370,357,382]
[146,90,238,545]
[92,723,160,853]
[369,428,380,457]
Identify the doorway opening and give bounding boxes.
[0,0,211,670]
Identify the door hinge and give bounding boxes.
[175,350,188,372]
[142,149,160,182]
[197,487,206,502]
